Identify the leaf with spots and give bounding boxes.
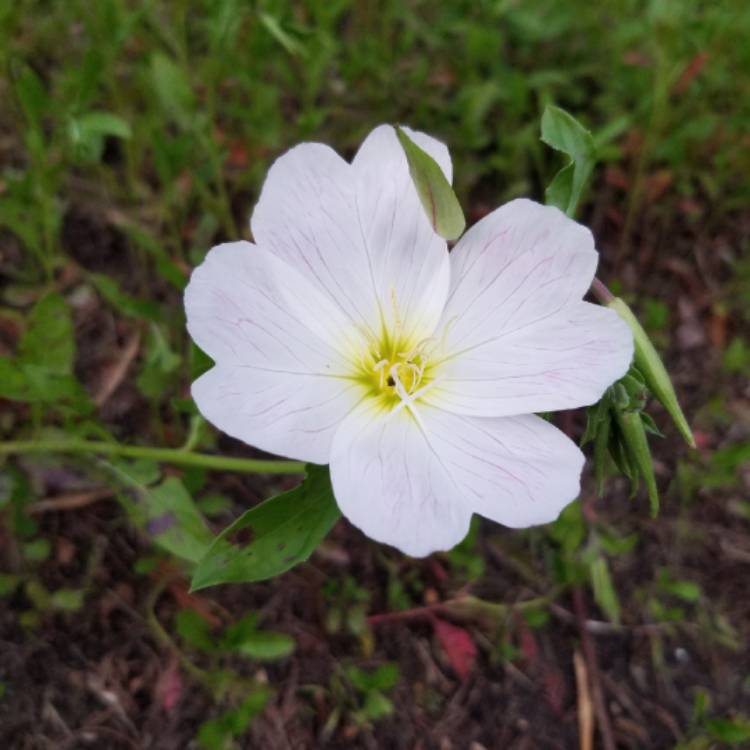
[105,459,212,564]
[141,477,214,563]
[190,464,340,591]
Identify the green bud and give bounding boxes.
[609,297,695,448]
[614,409,659,517]
[395,126,466,241]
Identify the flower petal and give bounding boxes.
[352,125,451,340]
[329,402,472,557]
[329,401,582,556]
[250,125,451,344]
[427,302,633,416]
[421,409,584,529]
[440,198,597,343]
[427,199,632,416]
[192,365,363,464]
[184,241,360,373]
[185,242,366,463]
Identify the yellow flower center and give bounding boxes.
[352,334,435,411]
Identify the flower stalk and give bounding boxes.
[0,439,305,474]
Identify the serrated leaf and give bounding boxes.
[541,105,596,217]
[191,465,340,591]
[396,126,465,240]
[609,298,694,447]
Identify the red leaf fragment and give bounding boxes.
[155,657,183,714]
[432,618,477,680]
[518,621,539,663]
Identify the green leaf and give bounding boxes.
[23,538,51,562]
[609,298,695,447]
[71,111,132,140]
[0,574,23,597]
[175,609,215,652]
[705,717,750,744]
[150,53,194,127]
[221,613,296,660]
[191,465,340,591]
[362,690,394,720]
[395,126,465,241]
[0,358,32,401]
[544,163,576,216]
[136,323,182,399]
[90,273,161,321]
[68,111,132,161]
[589,556,621,625]
[20,293,74,375]
[13,63,49,126]
[50,588,85,612]
[259,12,306,56]
[141,477,213,563]
[614,408,659,515]
[593,408,612,495]
[541,105,597,217]
[658,571,702,602]
[197,689,271,750]
[108,466,212,564]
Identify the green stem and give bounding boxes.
[0,439,305,474]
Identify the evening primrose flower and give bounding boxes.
[184,125,633,557]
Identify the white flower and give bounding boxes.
[184,125,633,557]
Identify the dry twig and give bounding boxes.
[574,650,594,750]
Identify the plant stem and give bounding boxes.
[0,439,305,474]
[590,277,615,305]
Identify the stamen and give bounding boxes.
[390,287,403,332]
[389,376,443,420]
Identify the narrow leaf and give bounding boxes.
[609,297,695,447]
[191,464,340,591]
[589,556,621,625]
[593,408,611,495]
[614,409,659,516]
[395,126,465,240]
[259,12,306,56]
[90,273,161,321]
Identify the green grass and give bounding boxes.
[2,1,749,282]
